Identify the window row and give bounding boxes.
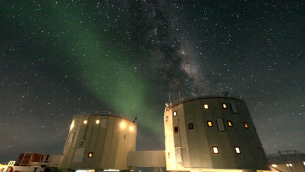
[82,119,101,124]
[80,119,133,131]
[212,146,241,154]
[173,121,249,132]
[206,120,249,129]
[171,102,239,119]
[202,102,238,113]
[203,103,227,109]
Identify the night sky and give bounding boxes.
[1,0,305,163]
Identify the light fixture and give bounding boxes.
[121,123,125,128]
[222,103,227,109]
[70,120,75,131]
[244,122,248,128]
[88,152,93,158]
[271,164,277,167]
[235,146,241,154]
[212,146,219,154]
[95,120,100,124]
[207,121,213,127]
[173,111,177,117]
[204,104,209,109]
[83,120,88,124]
[129,126,133,131]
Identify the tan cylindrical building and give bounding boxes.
[164,97,269,171]
[59,113,136,171]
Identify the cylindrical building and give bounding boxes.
[164,97,269,171]
[59,113,137,172]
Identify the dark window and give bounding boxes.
[230,102,239,114]
[188,123,194,130]
[207,121,213,127]
[227,120,233,127]
[174,127,179,133]
[216,118,226,132]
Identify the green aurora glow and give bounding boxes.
[50,2,165,135]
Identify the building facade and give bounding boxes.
[164,97,269,171]
[59,114,137,172]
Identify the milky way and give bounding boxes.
[1,0,305,163]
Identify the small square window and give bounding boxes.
[212,146,219,154]
[188,123,194,130]
[222,103,227,109]
[244,122,248,129]
[173,111,177,117]
[88,152,93,158]
[235,146,241,154]
[165,116,168,122]
[203,104,209,109]
[207,121,213,127]
[227,120,233,127]
[174,127,179,133]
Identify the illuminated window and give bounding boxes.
[95,120,100,124]
[173,111,177,117]
[222,103,227,109]
[244,122,248,129]
[88,152,93,158]
[212,146,219,154]
[227,120,233,127]
[271,164,277,167]
[83,120,88,124]
[203,104,209,109]
[174,127,178,133]
[165,116,168,122]
[235,146,241,154]
[188,123,194,130]
[207,121,213,127]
